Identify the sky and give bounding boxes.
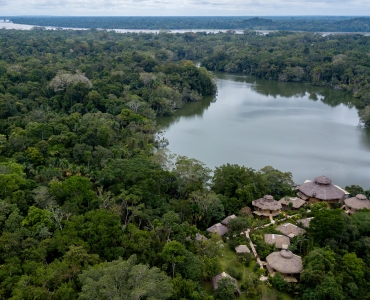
[0,0,369,16]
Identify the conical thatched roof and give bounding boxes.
[298,176,344,201]
[276,223,305,238]
[264,234,290,249]
[235,244,251,254]
[206,223,228,236]
[266,250,303,274]
[345,194,370,211]
[279,197,306,209]
[252,195,282,211]
[212,272,241,294]
[221,214,237,225]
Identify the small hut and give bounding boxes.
[344,194,370,214]
[252,195,282,217]
[276,223,305,238]
[297,176,345,204]
[207,223,228,236]
[235,245,251,254]
[266,250,303,282]
[279,197,306,210]
[212,272,241,295]
[296,217,314,228]
[221,214,237,226]
[264,234,290,249]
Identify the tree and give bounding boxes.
[227,217,251,236]
[309,209,350,247]
[258,165,294,197]
[342,252,365,282]
[214,277,237,300]
[79,255,173,300]
[161,241,187,278]
[173,156,212,199]
[188,190,224,227]
[301,247,336,287]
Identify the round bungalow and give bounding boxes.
[297,176,345,204]
[266,250,303,282]
[252,195,282,217]
[344,194,370,214]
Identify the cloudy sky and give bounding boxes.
[0,0,369,16]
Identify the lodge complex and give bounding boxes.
[205,175,369,290]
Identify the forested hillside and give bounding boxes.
[0,28,370,299]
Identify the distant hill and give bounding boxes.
[4,16,370,32]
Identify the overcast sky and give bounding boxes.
[0,0,369,16]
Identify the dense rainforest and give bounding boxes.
[0,28,370,299]
[4,16,370,32]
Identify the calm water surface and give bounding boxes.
[157,73,370,188]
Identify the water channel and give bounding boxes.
[157,73,370,188]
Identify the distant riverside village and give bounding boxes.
[200,175,370,294]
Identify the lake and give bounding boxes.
[157,73,370,189]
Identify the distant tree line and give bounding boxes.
[5,16,370,32]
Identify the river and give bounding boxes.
[1,21,370,36]
[157,73,370,189]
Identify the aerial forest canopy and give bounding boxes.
[5,16,370,32]
[0,28,370,299]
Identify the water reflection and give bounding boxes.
[157,72,370,188]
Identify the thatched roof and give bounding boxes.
[276,223,305,238]
[345,194,370,210]
[235,245,251,254]
[266,250,303,274]
[196,233,208,241]
[221,214,237,225]
[279,197,306,209]
[206,223,228,236]
[212,272,241,294]
[297,217,313,228]
[296,217,314,228]
[264,234,290,249]
[252,195,282,211]
[298,176,345,201]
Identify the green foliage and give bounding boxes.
[270,273,288,292]
[214,277,237,300]
[79,255,173,300]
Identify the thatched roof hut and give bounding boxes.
[252,195,282,217]
[297,176,345,203]
[264,234,290,249]
[207,223,228,236]
[212,272,241,295]
[235,245,251,254]
[345,194,370,213]
[266,250,303,277]
[296,217,313,228]
[279,197,306,209]
[276,223,305,238]
[221,214,237,226]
